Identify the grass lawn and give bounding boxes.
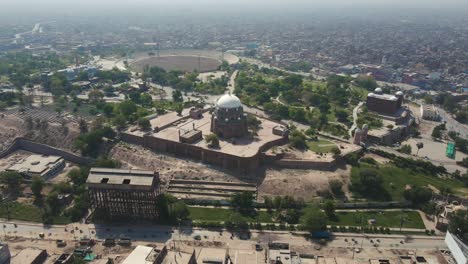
[188,207,425,229]
[307,139,337,153]
[351,164,468,201]
[188,207,274,223]
[350,85,369,100]
[0,202,71,225]
[329,210,425,229]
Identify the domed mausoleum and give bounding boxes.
[210,94,248,138]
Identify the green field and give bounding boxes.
[0,202,71,225]
[351,164,468,201]
[188,207,425,229]
[329,210,425,229]
[188,207,274,223]
[307,139,337,153]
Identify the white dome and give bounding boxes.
[368,92,375,97]
[216,94,242,109]
[390,96,398,101]
[374,87,383,93]
[396,91,404,96]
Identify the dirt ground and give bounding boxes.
[110,143,244,185]
[130,55,222,73]
[258,166,351,201]
[0,113,81,152]
[0,115,25,150]
[110,143,352,201]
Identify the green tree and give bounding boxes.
[174,103,183,116]
[403,186,433,206]
[289,130,307,149]
[358,168,385,199]
[88,89,104,103]
[448,209,468,237]
[300,206,327,232]
[431,127,442,140]
[399,144,412,155]
[94,157,121,168]
[113,115,126,130]
[140,93,153,107]
[331,147,341,158]
[46,191,60,215]
[119,100,137,117]
[0,171,22,194]
[329,180,343,196]
[78,119,88,134]
[138,117,151,130]
[230,192,254,211]
[31,176,45,197]
[172,90,183,102]
[323,200,336,219]
[205,133,220,148]
[170,201,190,223]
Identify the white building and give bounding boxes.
[7,154,65,179]
[445,232,468,264]
[420,104,439,121]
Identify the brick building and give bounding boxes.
[86,168,161,220]
[210,94,248,139]
[366,88,404,115]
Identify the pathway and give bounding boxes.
[349,102,364,139]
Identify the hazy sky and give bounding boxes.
[4,0,468,10]
[2,0,468,22]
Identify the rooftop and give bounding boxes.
[162,251,195,264]
[86,168,157,187]
[196,248,228,264]
[7,155,63,175]
[11,248,46,264]
[122,245,157,264]
[128,110,284,158]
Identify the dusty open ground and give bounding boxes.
[131,55,222,73]
[0,114,25,150]
[0,111,81,152]
[110,143,351,201]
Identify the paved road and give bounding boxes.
[438,107,468,139]
[227,70,238,94]
[239,57,326,80]
[0,219,447,252]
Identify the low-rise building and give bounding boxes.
[0,243,10,264]
[11,248,47,264]
[420,104,439,121]
[445,232,468,264]
[86,168,161,220]
[7,154,65,179]
[122,245,196,264]
[366,88,404,116]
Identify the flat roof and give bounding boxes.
[232,250,258,264]
[122,245,155,264]
[129,110,284,158]
[196,248,227,263]
[162,251,195,264]
[86,168,156,186]
[8,154,63,175]
[11,248,46,264]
